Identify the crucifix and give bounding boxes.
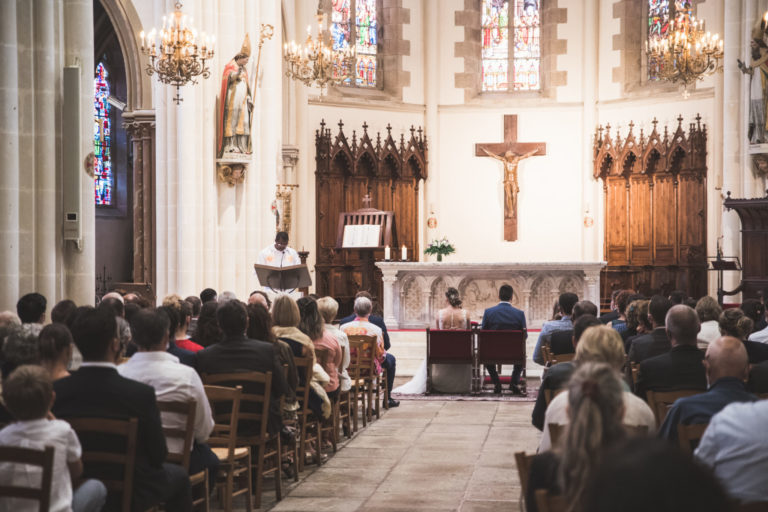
[475,115,547,241]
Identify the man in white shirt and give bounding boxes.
[119,308,218,486]
[257,231,300,269]
[695,400,768,503]
[256,231,302,295]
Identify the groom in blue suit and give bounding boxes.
[481,284,528,394]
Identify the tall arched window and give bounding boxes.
[94,62,113,206]
[647,0,692,80]
[331,0,378,88]
[481,0,540,92]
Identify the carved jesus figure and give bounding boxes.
[482,147,539,220]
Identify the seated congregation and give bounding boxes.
[520,287,768,512]
[0,288,397,510]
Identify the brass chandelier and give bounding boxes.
[646,14,723,90]
[140,2,215,104]
[283,14,355,94]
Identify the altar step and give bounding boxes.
[387,329,544,379]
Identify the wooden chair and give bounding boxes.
[514,451,535,499]
[0,445,54,511]
[737,501,768,512]
[630,362,639,389]
[203,384,252,512]
[156,399,209,512]
[347,335,379,430]
[677,423,709,454]
[548,423,649,446]
[425,328,474,393]
[477,329,527,393]
[292,356,322,472]
[543,387,566,407]
[535,489,567,512]
[646,389,704,427]
[66,417,138,512]
[313,346,338,454]
[202,373,281,509]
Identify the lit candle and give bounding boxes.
[384,245,391,260]
[401,245,407,261]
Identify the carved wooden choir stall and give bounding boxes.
[593,115,708,303]
[315,120,427,315]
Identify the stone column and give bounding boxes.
[280,145,300,241]
[424,0,439,256]
[33,0,57,303]
[0,0,20,310]
[582,0,599,261]
[379,266,400,329]
[721,0,744,300]
[63,0,95,305]
[585,272,600,306]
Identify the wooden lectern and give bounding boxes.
[336,204,396,296]
[253,263,312,293]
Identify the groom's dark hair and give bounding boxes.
[499,285,514,302]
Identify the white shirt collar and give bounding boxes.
[79,361,118,370]
[127,351,180,363]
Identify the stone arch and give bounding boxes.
[98,0,152,111]
[558,274,583,296]
[401,274,427,325]
[530,275,557,322]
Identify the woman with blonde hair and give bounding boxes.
[526,362,627,512]
[538,325,655,452]
[272,294,331,418]
[316,297,351,394]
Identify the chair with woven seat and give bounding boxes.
[0,445,54,511]
[347,334,379,429]
[514,451,536,500]
[66,417,138,512]
[677,422,709,454]
[314,346,338,453]
[202,372,281,509]
[646,389,704,427]
[203,384,252,512]
[292,356,323,472]
[535,489,567,512]
[548,423,648,446]
[155,399,210,512]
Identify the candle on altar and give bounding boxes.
[384,245,391,260]
[401,245,407,261]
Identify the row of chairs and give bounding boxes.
[0,334,393,511]
[425,328,527,393]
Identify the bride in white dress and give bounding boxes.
[393,287,473,394]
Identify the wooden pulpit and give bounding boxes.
[336,205,397,297]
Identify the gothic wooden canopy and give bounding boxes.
[315,120,428,316]
[593,115,708,303]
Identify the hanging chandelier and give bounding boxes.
[283,14,355,94]
[645,14,723,91]
[140,2,214,104]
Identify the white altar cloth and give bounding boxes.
[376,262,605,329]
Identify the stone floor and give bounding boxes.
[260,400,540,512]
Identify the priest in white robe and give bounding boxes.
[256,231,301,295]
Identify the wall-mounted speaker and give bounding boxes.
[62,66,82,246]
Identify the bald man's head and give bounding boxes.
[665,305,700,347]
[704,336,749,385]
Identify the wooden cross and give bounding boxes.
[475,115,547,241]
[362,193,372,209]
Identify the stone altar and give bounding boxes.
[376,262,605,329]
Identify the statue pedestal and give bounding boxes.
[216,154,251,186]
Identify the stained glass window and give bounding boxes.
[331,0,377,88]
[647,0,692,80]
[482,0,540,92]
[94,62,113,206]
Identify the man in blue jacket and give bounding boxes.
[481,284,527,394]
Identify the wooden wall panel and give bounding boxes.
[594,116,707,303]
[629,176,652,265]
[315,121,427,315]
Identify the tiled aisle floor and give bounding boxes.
[267,400,540,512]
